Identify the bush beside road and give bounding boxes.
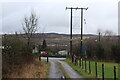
[2,58,50,78]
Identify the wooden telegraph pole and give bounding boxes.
[66,7,88,61]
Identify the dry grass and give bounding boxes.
[3,58,49,78]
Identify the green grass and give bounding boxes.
[83,61,118,78]
[63,59,93,78]
[64,59,119,79]
[57,62,70,79]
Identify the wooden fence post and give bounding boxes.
[114,66,116,80]
[47,53,49,62]
[95,62,97,77]
[79,58,81,67]
[39,55,41,61]
[75,57,77,65]
[82,59,84,69]
[102,64,104,80]
[89,61,91,74]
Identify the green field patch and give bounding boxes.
[63,59,119,79]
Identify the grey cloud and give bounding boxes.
[1,0,119,34]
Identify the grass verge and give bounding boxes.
[57,62,70,79]
[63,59,93,78]
[42,60,50,78]
[40,60,50,78]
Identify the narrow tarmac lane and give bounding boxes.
[41,57,83,79]
[58,61,82,78]
[41,57,66,78]
[48,59,64,78]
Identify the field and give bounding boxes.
[64,59,119,79]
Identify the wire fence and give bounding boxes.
[73,58,119,80]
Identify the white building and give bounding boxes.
[58,50,68,55]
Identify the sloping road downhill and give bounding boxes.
[58,61,82,78]
[41,57,83,79]
[48,59,64,78]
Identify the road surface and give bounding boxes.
[58,61,82,78]
[41,57,83,79]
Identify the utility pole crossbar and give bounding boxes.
[66,7,88,10]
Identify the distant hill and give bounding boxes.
[1,33,97,46]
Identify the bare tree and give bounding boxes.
[22,12,39,51]
[104,30,115,41]
[104,30,114,36]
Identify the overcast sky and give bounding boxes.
[0,0,119,34]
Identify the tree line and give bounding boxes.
[72,30,120,62]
